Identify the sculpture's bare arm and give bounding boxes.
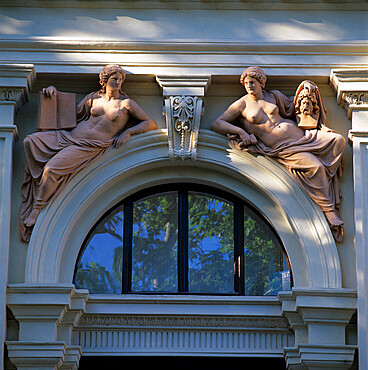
[210,98,257,146]
[114,99,157,148]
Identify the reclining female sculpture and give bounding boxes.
[211,66,345,242]
[20,64,157,242]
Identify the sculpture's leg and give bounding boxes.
[30,142,105,217]
[20,131,61,241]
[280,150,343,241]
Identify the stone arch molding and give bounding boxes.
[25,129,341,289]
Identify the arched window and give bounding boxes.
[74,184,292,295]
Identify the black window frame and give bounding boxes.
[74,183,293,295]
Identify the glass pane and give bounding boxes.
[132,192,178,292]
[244,208,291,295]
[74,208,123,294]
[188,192,234,293]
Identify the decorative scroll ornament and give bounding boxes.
[342,92,368,106]
[330,69,368,120]
[340,92,368,120]
[156,75,211,161]
[164,95,204,161]
[0,88,26,113]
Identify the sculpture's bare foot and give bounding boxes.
[25,208,41,227]
[324,210,344,227]
[324,211,344,243]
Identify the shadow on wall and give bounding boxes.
[79,356,287,370]
[0,7,355,41]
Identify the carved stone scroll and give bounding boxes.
[330,69,368,119]
[156,75,211,161]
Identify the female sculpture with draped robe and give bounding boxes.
[211,66,345,242]
[20,65,157,242]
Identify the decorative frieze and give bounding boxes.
[74,313,292,356]
[77,314,289,329]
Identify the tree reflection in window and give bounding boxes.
[74,208,123,294]
[74,184,292,295]
[188,193,234,293]
[243,208,290,295]
[132,192,178,292]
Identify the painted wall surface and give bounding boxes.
[1,1,366,369]
[0,7,366,42]
[0,3,367,76]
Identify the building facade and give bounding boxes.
[0,1,367,369]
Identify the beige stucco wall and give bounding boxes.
[2,2,366,368]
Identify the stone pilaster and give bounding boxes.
[156,75,211,161]
[0,64,35,369]
[6,284,88,370]
[279,288,357,369]
[330,69,368,370]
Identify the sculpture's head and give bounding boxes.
[99,65,126,93]
[240,66,267,89]
[295,88,320,116]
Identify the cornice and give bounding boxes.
[330,69,368,119]
[1,39,367,55]
[1,40,366,77]
[1,0,367,11]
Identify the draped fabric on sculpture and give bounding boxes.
[229,87,345,241]
[20,93,113,242]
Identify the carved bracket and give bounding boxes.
[156,75,211,161]
[330,69,368,120]
[0,64,35,111]
[0,88,26,114]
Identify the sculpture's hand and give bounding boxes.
[114,130,131,148]
[42,86,57,99]
[239,130,257,146]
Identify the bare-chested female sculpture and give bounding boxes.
[211,66,345,242]
[20,64,157,242]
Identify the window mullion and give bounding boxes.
[234,202,245,295]
[122,198,133,293]
[178,188,189,293]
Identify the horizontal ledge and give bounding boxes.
[279,287,357,298]
[85,294,281,306]
[1,0,367,11]
[79,350,287,357]
[0,39,367,54]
